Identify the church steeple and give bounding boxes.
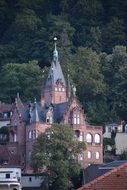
[43,38,68,105]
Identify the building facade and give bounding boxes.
[0,41,103,172]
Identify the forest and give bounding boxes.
[0,0,127,125]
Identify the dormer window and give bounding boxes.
[46,116,53,124]
[46,116,49,123]
[3,113,8,119]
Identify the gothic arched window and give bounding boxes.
[86,133,93,143]
[88,151,92,159]
[95,134,101,144]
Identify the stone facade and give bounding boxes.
[0,42,103,172]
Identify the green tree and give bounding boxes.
[86,26,102,52]
[70,47,105,118]
[70,0,104,47]
[1,8,46,65]
[32,124,86,190]
[101,46,127,121]
[102,17,126,53]
[0,60,47,103]
[120,149,127,160]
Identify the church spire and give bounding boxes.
[53,37,58,62]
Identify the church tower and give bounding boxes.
[43,38,68,105]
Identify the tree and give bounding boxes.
[69,47,105,124]
[101,46,127,121]
[0,60,47,103]
[32,124,86,190]
[120,149,127,160]
[102,17,126,53]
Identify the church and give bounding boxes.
[0,40,103,173]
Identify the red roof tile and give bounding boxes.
[77,162,127,190]
[0,104,13,112]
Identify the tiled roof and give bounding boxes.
[0,103,13,112]
[82,161,127,185]
[77,162,127,190]
[0,145,19,166]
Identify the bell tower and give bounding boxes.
[43,38,68,105]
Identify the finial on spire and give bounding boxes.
[17,92,19,98]
[53,37,58,62]
[72,86,76,96]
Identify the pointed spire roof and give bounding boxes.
[45,37,66,87]
[29,99,40,123]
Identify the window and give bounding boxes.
[88,151,92,159]
[28,131,32,139]
[79,132,83,141]
[59,87,61,91]
[49,116,53,124]
[74,114,77,124]
[55,87,57,91]
[28,151,31,159]
[46,116,49,123]
[46,116,53,124]
[95,134,101,144]
[4,113,8,119]
[14,134,17,142]
[79,153,83,160]
[6,174,10,179]
[29,177,32,182]
[77,115,80,124]
[96,152,100,159]
[33,130,36,139]
[73,114,80,124]
[62,88,65,91]
[86,133,93,143]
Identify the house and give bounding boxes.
[81,160,127,185]
[77,162,127,190]
[0,40,103,172]
[104,122,127,155]
[0,167,21,190]
[0,103,13,128]
[21,173,46,189]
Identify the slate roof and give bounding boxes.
[17,101,68,124]
[78,162,127,190]
[45,60,66,87]
[53,102,68,122]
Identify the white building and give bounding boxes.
[0,167,21,190]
